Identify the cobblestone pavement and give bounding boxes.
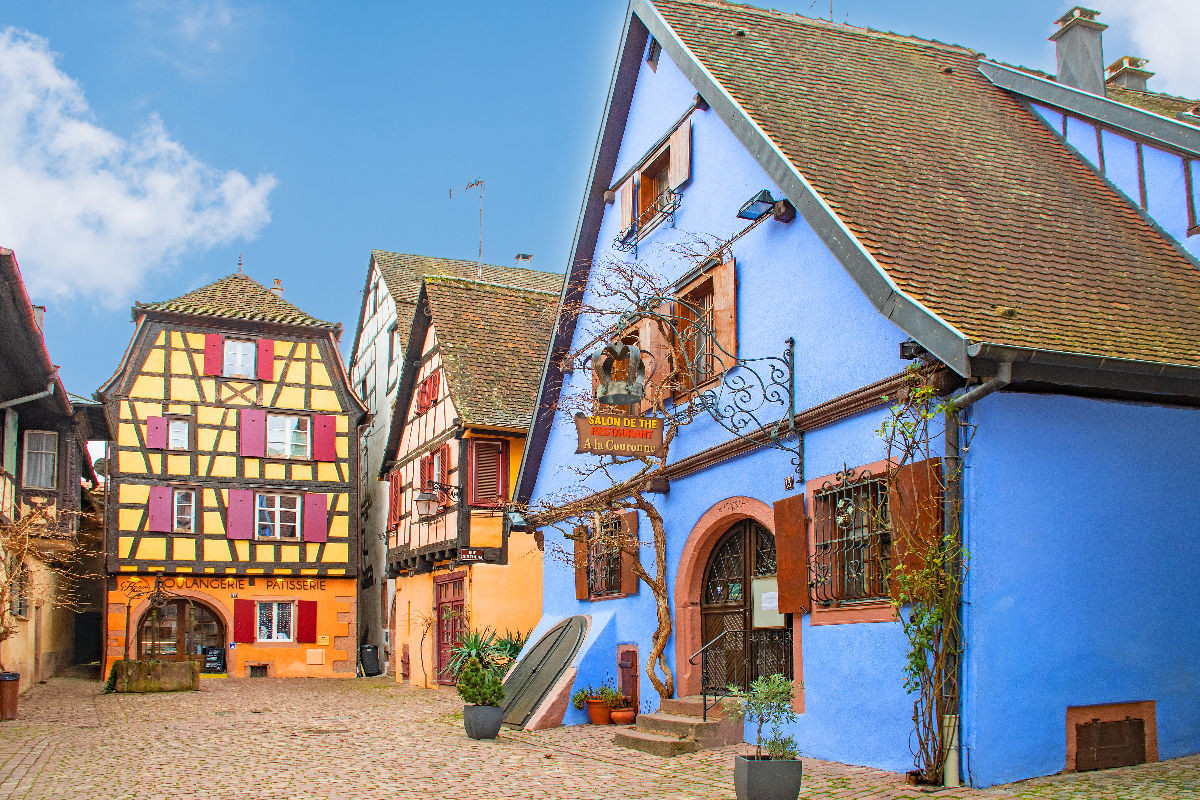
[0,675,1194,799]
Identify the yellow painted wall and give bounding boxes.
[391,571,435,687]
[467,532,543,638]
[0,557,77,693]
[103,577,357,678]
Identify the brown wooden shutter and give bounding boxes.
[773,492,811,613]
[618,180,634,233]
[668,121,692,188]
[887,458,943,601]
[712,258,738,368]
[619,510,640,595]
[573,525,590,601]
[636,314,671,415]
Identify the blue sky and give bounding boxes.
[2,0,1196,398]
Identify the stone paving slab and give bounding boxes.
[0,675,1192,799]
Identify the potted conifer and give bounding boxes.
[457,657,505,740]
[728,674,803,800]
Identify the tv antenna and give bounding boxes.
[464,178,485,278]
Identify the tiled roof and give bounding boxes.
[423,276,562,429]
[1106,86,1200,127]
[136,272,336,329]
[371,251,563,305]
[653,0,1200,368]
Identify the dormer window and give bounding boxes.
[223,339,256,379]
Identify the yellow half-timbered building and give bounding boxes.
[98,271,365,678]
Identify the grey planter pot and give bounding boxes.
[463,704,504,740]
[734,755,803,800]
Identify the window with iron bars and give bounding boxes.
[586,517,623,599]
[810,472,891,604]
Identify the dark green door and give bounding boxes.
[501,616,587,728]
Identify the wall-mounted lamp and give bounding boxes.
[736,189,777,220]
[414,482,462,517]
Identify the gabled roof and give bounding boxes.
[651,0,1200,370]
[1107,86,1200,127]
[424,277,561,430]
[0,247,72,416]
[515,0,1200,503]
[135,272,337,330]
[380,274,562,475]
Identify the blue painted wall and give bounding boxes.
[1030,102,1199,259]
[961,392,1200,786]
[530,45,918,773]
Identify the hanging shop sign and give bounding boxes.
[574,412,666,458]
[458,548,486,563]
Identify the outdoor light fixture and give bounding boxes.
[591,341,646,406]
[736,189,777,221]
[413,490,438,517]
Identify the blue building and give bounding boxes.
[512,0,1200,787]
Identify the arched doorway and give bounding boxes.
[699,519,792,692]
[137,599,226,673]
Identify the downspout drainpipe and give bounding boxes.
[943,361,1011,788]
[0,382,55,409]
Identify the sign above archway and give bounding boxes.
[573,412,666,458]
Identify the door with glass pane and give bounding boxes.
[138,600,226,672]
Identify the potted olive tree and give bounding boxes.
[457,657,505,740]
[728,674,803,800]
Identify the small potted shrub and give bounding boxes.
[728,674,803,800]
[570,679,619,724]
[609,693,636,725]
[456,657,505,740]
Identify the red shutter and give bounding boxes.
[147,486,172,532]
[469,439,507,507]
[296,600,318,643]
[233,599,255,643]
[203,334,224,376]
[386,471,398,530]
[620,510,640,595]
[573,526,589,601]
[302,493,329,543]
[238,409,267,457]
[438,444,450,507]
[313,414,336,461]
[256,339,275,381]
[428,371,440,405]
[774,492,811,613]
[145,416,167,450]
[415,379,428,415]
[226,489,254,540]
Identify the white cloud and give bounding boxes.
[135,0,245,78]
[1106,0,1200,98]
[0,27,275,306]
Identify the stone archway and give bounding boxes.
[674,496,775,698]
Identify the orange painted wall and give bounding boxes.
[104,576,356,679]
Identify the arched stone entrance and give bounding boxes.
[675,496,781,698]
[136,596,226,672]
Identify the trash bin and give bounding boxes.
[359,644,381,677]
[0,672,19,720]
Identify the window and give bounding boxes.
[419,443,451,510]
[367,280,378,316]
[10,563,28,618]
[223,339,256,379]
[810,473,890,604]
[646,37,662,70]
[587,517,624,599]
[614,119,690,246]
[469,439,507,507]
[257,601,293,642]
[167,419,190,451]
[387,325,400,365]
[266,415,310,460]
[677,279,717,387]
[415,372,440,415]
[173,489,196,533]
[256,493,301,539]
[22,431,57,489]
[1186,159,1199,237]
[637,151,671,223]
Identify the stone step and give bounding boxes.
[613,728,701,757]
[658,694,738,720]
[635,712,725,741]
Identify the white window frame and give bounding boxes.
[256,600,294,642]
[266,414,311,460]
[9,563,28,618]
[22,430,57,489]
[167,419,190,451]
[173,488,196,533]
[222,339,256,379]
[255,492,301,540]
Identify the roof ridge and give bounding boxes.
[371,249,562,278]
[423,275,561,296]
[656,0,981,57]
[137,271,336,328]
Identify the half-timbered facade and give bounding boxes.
[98,271,365,678]
[376,269,561,686]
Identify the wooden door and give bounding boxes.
[434,572,465,685]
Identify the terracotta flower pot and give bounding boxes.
[585,698,612,724]
[610,708,637,725]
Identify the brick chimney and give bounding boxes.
[1050,6,1108,95]
[271,279,283,298]
[1106,56,1154,91]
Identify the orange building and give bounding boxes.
[378,271,560,686]
[97,272,365,678]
